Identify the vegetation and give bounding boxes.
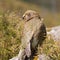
[0,0,60,60]
[37,37,60,60]
[0,12,22,59]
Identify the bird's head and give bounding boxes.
[22,10,41,21]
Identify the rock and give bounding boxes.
[47,26,60,41]
[38,54,51,60]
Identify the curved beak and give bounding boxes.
[22,14,25,20]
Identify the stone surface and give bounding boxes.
[38,54,51,60]
[47,26,60,41]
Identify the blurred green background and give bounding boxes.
[0,0,60,60]
[0,0,60,27]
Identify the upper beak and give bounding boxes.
[22,15,25,19]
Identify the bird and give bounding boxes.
[10,10,47,60]
[20,10,47,60]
